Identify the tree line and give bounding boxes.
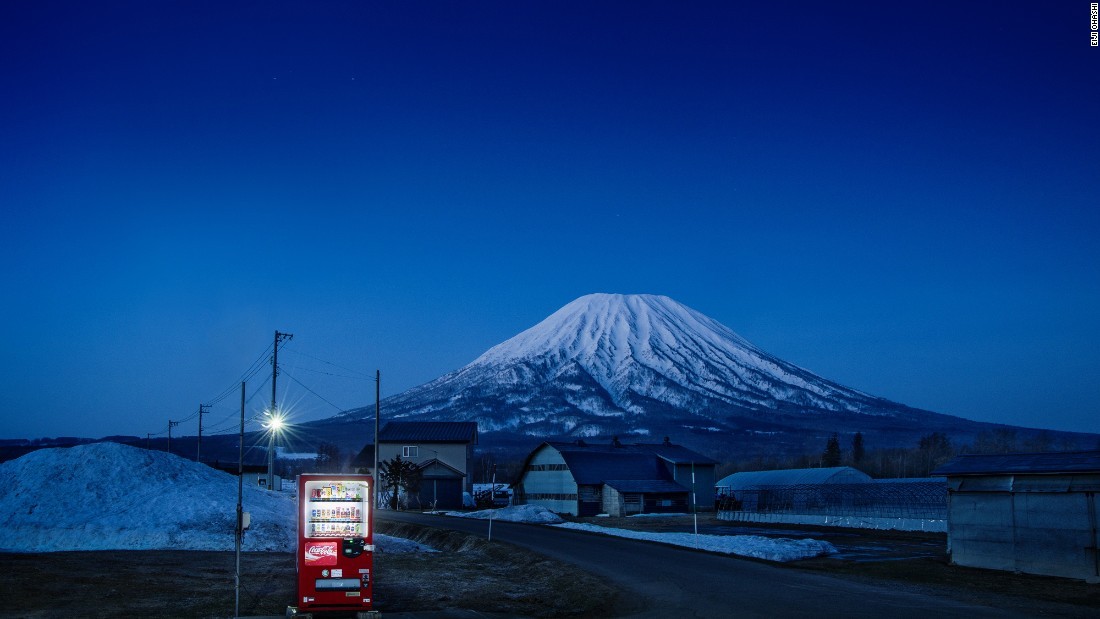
[720,428,1091,479]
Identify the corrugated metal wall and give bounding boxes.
[947,474,1100,581]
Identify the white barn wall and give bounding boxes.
[518,445,579,516]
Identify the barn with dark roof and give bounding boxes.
[513,438,716,517]
[934,450,1100,582]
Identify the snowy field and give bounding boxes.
[443,505,837,562]
[0,443,432,553]
[1,444,831,561]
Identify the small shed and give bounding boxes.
[934,451,1100,582]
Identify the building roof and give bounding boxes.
[547,440,716,465]
[932,451,1100,476]
[416,458,465,479]
[350,444,375,468]
[378,421,478,444]
[517,439,711,491]
[605,479,689,494]
[715,467,872,490]
[558,450,673,486]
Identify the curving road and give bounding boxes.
[379,511,1036,618]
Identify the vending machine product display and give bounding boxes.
[289,474,374,617]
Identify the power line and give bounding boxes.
[140,341,274,441]
[282,348,372,379]
[202,376,273,434]
[282,369,346,412]
[287,365,365,380]
[207,343,276,406]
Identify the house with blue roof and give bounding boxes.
[514,437,716,517]
[357,421,478,509]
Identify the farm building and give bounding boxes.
[934,451,1100,582]
[514,438,716,517]
[715,467,871,510]
[715,467,946,531]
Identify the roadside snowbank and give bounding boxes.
[442,504,834,561]
[554,522,837,561]
[445,504,563,523]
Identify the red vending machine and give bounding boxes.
[288,474,375,618]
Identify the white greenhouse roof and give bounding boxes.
[715,466,872,490]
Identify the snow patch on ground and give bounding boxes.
[553,522,837,562]
[375,533,438,553]
[445,504,564,524]
[441,505,834,562]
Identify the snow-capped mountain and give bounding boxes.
[334,294,956,450]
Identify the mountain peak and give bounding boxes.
[475,293,754,369]
[323,295,1087,458]
[369,293,903,440]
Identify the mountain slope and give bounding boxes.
[336,294,952,447]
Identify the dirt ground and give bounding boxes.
[0,522,621,619]
[1,516,1097,618]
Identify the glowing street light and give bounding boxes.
[264,410,287,491]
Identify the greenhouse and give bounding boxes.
[715,467,947,531]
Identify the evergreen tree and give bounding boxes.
[917,431,953,475]
[851,432,865,465]
[822,433,842,467]
[314,442,343,473]
[378,455,422,510]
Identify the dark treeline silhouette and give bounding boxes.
[715,428,1093,480]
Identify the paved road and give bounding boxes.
[379,511,1035,619]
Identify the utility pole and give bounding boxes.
[235,381,245,619]
[373,369,380,511]
[167,420,180,455]
[268,330,293,490]
[146,433,151,450]
[196,404,210,463]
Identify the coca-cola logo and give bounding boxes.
[304,542,338,566]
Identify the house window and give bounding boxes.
[402,446,419,458]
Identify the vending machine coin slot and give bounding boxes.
[342,537,365,558]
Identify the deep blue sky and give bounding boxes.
[2,1,1097,441]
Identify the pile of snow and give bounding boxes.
[0,443,430,554]
[554,523,837,562]
[375,533,437,553]
[0,443,294,552]
[445,504,563,524]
